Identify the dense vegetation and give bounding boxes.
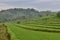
[5,15,60,40]
[5,23,60,40]
[0,8,56,22]
[0,24,10,40]
[15,16,60,32]
[0,8,60,40]
[57,11,60,17]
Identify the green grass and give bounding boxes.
[5,23,60,40]
[19,16,60,29]
[5,16,60,40]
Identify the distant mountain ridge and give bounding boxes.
[0,8,56,22]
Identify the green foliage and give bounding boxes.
[0,24,10,40]
[57,11,60,17]
[4,16,60,40]
[5,23,60,40]
[0,8,40,22]
[17,21,20,24]
[20,16,60,29]
[0,8,56,22]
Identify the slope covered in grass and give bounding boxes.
[20,16,60,29]
[4,16,60,40]
[5,23,60,40]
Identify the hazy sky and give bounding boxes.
[0,0,60,11]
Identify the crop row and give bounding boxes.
[15,24,60,33]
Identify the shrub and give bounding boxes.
[57,11,60,18]
[17,21,20,24]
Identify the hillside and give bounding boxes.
[0,8,56,22]
[5,16,60,40]
[16,16,60,32]
[0,8,59,40]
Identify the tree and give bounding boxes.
[39,15,42,17]
[17,21,20,24]
[57,11,60,18]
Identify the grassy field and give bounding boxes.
[20,16,60,29]
[5,22,60,40]
[5,16,60,40]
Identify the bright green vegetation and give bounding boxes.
[20,16,60,29]
[5,16,60,40]
[5,23,60,40]
[0,8,60,40]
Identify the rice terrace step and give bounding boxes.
[0,24,11,40]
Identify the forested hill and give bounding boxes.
[0,8,56,22]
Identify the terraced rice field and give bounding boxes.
[5,22,60,40]
[5,16,60,40]
[21,16,60,29]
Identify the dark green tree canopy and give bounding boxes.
[57,11,60,18]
